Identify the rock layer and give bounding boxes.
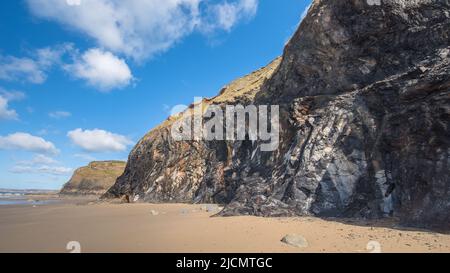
[105,0,450,229]
[61,161,126,195]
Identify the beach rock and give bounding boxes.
[150,210,159,216]
[104,1,450,229]
[61,161,126,196]
[281,234,309,248]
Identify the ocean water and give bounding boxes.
[0,191,60,206]
[0,192,24,197]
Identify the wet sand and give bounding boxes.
[0,201,449,253]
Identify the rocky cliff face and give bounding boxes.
[105,0,450,229]
[61,161,126,195]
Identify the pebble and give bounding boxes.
[281,234,309,248]
[150,210,159,216]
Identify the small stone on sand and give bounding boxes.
[150,210,159,216]
[281,234,309,248]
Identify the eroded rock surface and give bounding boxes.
[105,0,450,229]
[61,161,126,195]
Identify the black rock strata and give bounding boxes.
[104,0,450,229]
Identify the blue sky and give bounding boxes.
[0,0,311,190]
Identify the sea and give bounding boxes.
[0,189,60,206]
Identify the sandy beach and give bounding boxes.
[0,198,449,253]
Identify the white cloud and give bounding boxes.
[0,88,26,101]
[0,96,18,121]
[49,111,72,119]
[67,128,133,153]
[27,0,259,61]
[11,154,72,176]
[206,0,258,32]
[65,48,133,91]
[11,165,72,176]
[16,155,57,168]
[0,56,47,84]
[0,88,26,121]
[0,44,72,84]
[35,44,74,67]
[30,154,58,165]
[0,45,130,91]
[0,133,59,155]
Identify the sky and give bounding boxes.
[0,0,311,190]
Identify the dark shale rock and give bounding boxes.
[104,0,450,229]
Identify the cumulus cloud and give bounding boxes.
[27,0,259,61]
[29,154,58,165]
[0,89,26,101]
[11,154,72,176]
[67,128,133,153]
[0,96,18,121]
[35,44,74,67]
[0,45,131,91]
[204,0,258,32]
[0,44,72,84]
[0,55,47,84]
[65,48,133,91]
[0,88,26,121]
[11,165,72,176]
[49,111,72,119]
[0,133,59,155]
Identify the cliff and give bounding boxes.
[61,161,126,195]
[105,0,450,229]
